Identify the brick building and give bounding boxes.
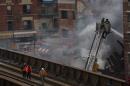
[35,0,76,36]
[0,0,38,40]
[123,0,130,79]
[0,0,76,49]
[0,0,76,36]
[58,0,76,31]
[34,0,58,34]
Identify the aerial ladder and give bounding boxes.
[85,18,111,71]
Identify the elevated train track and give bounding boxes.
[0,47,127,86]
[0,62,71,86]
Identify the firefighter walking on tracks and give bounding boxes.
[26,65,32,80]
[39,67,48,86]
[22,63,27,78]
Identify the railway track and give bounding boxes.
[0,47,127,86]
[0,62,72,86]
[0,62,42,86]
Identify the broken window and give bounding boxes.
[23,5,31,14]
[61,10,68,19]
[23,20,32,30]
[7,21,13,31]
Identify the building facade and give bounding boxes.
[34,0,58,34]
[123,0,130,80]
[0,0,76,49]
[0,0,76,35]
[0,0,40,31]
[0,0,38,40]
[58,0,76,31]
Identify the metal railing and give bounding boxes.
[0,48,127,86]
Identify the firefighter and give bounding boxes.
[26,65,32,80]
[39,67,48,86]
[100,18,108,39]
[104,19,111,34]
[92,59,99,72]
[102,19,111,39]
[22,63,27,78]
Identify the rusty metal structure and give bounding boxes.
[0,47,127,86]
[123,0,130,80]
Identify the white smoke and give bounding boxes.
[15,0,123,71]
[75,0,123,69]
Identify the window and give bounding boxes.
[129,44,130,49]
[62,29,68,37]
[23,20,32,30]
[23,5,31,14]
[42,6,54,15]
[128,54,130,63]
[72,11,75,19]
[7,6,12,15]
[42,23,48,32]
[128,34,130,42]
[61,10,68,19]
[0,0,4,4]
[128,14,130,22]
[8,21,13,31]
[53,18,58,28]
[42,23,47,28]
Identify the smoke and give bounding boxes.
[78,0,123,31]
[8,0,122,70]
[35,0,123,70]
[75,0,123,69]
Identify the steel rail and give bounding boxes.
[0,47,127,86]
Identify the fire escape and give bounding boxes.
[39,0,58,33]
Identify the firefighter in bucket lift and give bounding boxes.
[100,18,111,39]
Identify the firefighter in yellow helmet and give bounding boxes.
[92,58,99,72]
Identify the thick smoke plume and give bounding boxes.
[35,0,123,70]
[5,0,123,70]
[75,0,123,69]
